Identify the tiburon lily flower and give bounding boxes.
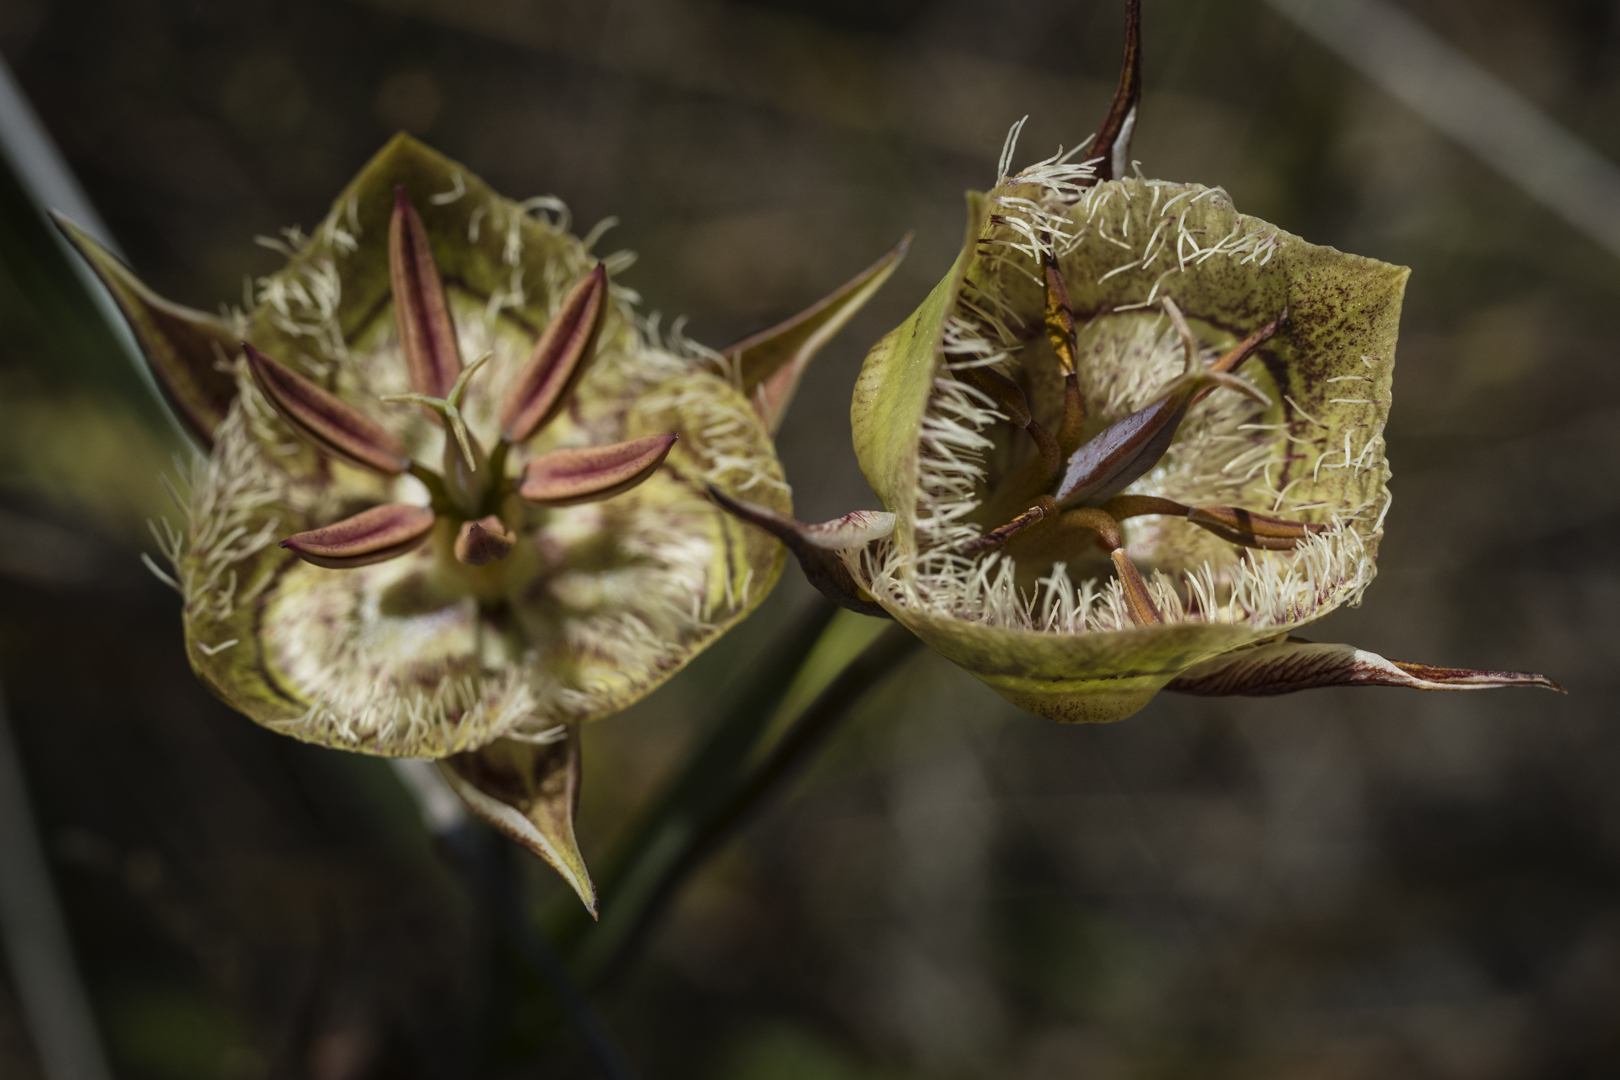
[716,2,1558,723]
[57,135,904,910]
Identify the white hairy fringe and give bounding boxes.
[168,409,284,630]
[870,135,1379,636]
[274,669,537,757]
[179,182,777,750]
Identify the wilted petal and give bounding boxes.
[707,485,893,618]
[722,235,910,433]
[439,730,596,915]
[518,433,676,506]
[280,503,435,569]
[1166,638,1564,696]
[500,264,608,443]
[390,187,463,398]
[245,344,410,474]
[54,213,240,445]
[454,515,516,566]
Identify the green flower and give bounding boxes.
[716,2,1558,724]
[59,135,903,910]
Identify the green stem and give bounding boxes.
[567,616,920,988]
[550,598,838,950]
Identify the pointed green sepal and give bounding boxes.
[441,729,598,915]
[724,234,911,433]
[52,213,240,445]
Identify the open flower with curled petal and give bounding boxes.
[715,1,1558,723]
[56,135,905,910]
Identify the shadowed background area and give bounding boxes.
[1,0,1617,1076]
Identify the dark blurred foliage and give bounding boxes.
[2,0,1619,1076]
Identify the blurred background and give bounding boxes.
[2,0,1618,1076]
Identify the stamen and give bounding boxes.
[1099,494,1327,551]
[1057,373,1086,457]
[961,495,1059,555]
[1207,308,1287,377]
[501,264,609,444]
[957,366,1063,486]
[1111,549,1163,625]
[279,503,436,569]
[518,433,677,506]
[454,515,516,566]
[244,344,410,475]
[1186,506,1327,550]
[1087,0,1143,184]
[390,187,464,399]
[1043,257,1078,374]
[966,497,1164,626]
[1055,309,1285,506]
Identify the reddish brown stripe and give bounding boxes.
[244,344,409,475]
[280,503,435,569]
[518,433,676,506]
[389,187,462,398]
[501,264,609,443]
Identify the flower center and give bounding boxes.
[953,259,1316,626]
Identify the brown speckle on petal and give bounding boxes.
[245,344,410,475]
[280,503,436,569]
[500,264,609,443]
[518,433,677,506]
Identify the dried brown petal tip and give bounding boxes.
[1167,638,1565,696]
[454,515,516,566]
[245,344,409,474]
[500,264,609,443]
[706,485,894,618]
[518,433,676,506]
[52,213,240,446]
[390,187,463,399]
[1090,0,1143,182]
[280,503,435,569]
[723,233,912,433]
